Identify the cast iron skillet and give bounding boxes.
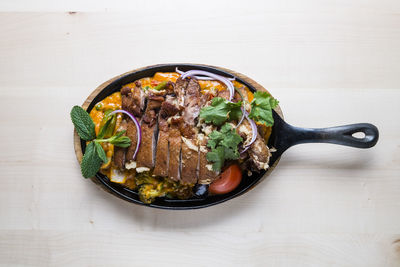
[75,64,379,210]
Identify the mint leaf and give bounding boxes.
[248,91,278,126]
[94,142,108,163]
[70,106,96,141]
[81,142,102,178]
[200,97,242,126]
[110,136,131,148]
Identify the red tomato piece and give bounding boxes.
[209,164,242,195]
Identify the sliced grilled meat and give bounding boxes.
[113,119,128,169]
[237,119,271,170]
[136,93,165,169]
[121,81,145,117]
[168,123,181,181]
[174,77,189,107]
[248,134,271,170]
[179,78,202,184]
[153,118,169,177]
[183,78,201,128]
[180,136,199,184]
[136,122,157,169]
[123,82,146,167]
[125,120,138,166]
[153,95,180,177]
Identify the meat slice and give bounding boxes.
[153,118,169,177]
[121,81,145,117]
[136,122,157,169]
[122,81,147,168]
[180,136,199,184]
[135,94,165,169]
[113,120,128,169]
[179,78,202,183]
[197,133,218,184]
[237,119,271,170]
[153,95,181,177]
[168,124,181,181]
[248,134,271,170]
[174,77,189,107]
[183,78,201,128]
[125,120,138,165]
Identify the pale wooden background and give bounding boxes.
[0,0,400,266]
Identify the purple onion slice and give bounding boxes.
[109,110,141,160]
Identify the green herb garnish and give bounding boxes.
[154,81,167,91]
[206,123,243,172]
[70,106,96,141]
[199,97,242,126]
[248,91,279,126]
[70,105,131,178]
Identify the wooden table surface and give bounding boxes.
[0,1,400,266]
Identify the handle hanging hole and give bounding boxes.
[352,132,366,139]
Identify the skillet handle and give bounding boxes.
[281,123,379,150]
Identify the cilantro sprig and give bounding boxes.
[248,91,279,126]
[71,106,131,178]
[199,89,279,171]
[206,123,243,172]
[199,97,242,126]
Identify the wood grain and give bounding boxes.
[0,3,400,266]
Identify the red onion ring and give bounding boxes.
[176,68,235,81]
[179,69,235,101]
[109,110,141,160]
[240,114,258,153]
[237,107,246,127]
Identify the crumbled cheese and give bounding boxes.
[197,133,205,142]
[125,161,137,170]
[206,164,213,171]
[202,124,214,136]
[136,167,150,173]
[199,145,208,153]
[270,147,277,152]
[181,137,198,152]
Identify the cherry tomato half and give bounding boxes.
[209,164,242,195]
